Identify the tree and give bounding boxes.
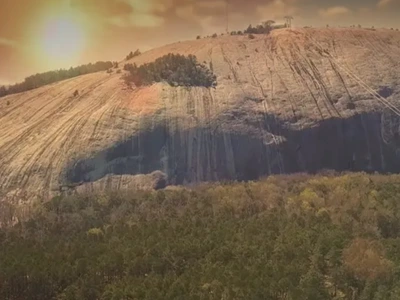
[299,268,330,299]
[126,51,134,60]
[133,49,141,57]
[263,20,276,33]
[245,24,254,34]
[126,50,141,60]
[343,238,394,281]
[0,85,6,97]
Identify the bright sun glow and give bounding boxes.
[40,17,85,61]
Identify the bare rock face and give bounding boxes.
[74,171,167,194]
[1,28,400,202]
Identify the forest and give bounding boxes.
[124,54,217,88]
[0,61,114,98]
[1,173,400,299]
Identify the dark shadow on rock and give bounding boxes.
[66,111,400,186]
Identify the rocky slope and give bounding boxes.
[1,27,400,202]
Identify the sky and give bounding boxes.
[0,0,399,84]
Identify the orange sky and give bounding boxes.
[0,0,399,84]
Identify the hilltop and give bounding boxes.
[1,27,400,202]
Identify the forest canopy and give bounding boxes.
[1,173,400,299]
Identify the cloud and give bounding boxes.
[71,0,171,27]
[0,38,16,48]
[163,0,299,32]
[107,13,164,27]
[377,0,393,8]
[257,0,298,20]
[70,0,299,30]
[70,0,133,17]
[318,6,351,18]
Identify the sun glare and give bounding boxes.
[40,16,85,61]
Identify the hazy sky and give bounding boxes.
[0,0,399,84]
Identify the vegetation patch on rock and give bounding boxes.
[124,53,217,88]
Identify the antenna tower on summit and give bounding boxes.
[284,15,294,28]
[226,0,230,33]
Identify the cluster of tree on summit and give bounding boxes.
[197,20,285,40]
[0,61,115,98]
[123,53,217,88]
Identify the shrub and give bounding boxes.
[196,35,201,40]
[6,100,10,106]
[73,90,79,97]
[116,69,122,74]
[346,102,356,110]
[212,33,218,38]
[125,53,217,88]
[106,69,113,74]
[248,34,255,39]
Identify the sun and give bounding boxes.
[40,16,86,61]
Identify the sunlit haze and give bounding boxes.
[1,0,400,84]
[40,16,86,62]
